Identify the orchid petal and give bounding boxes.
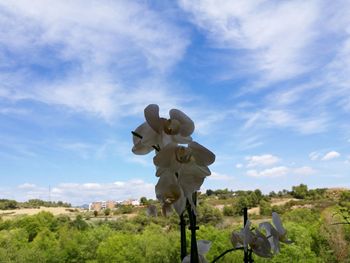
[132,142,153,155]
[259,222,280,253]
[155,172,181,211]
[144,104,162,133]
[173,134,193,144]
[253,229,272,258]
[132,122,159,153]
[196,165,211,176]
[272,212,286,236]
[160,132,173,148]
[178,165,206,198]
[182,240,210,263]
[173,189,186,215]
[153,143,178,168]
[231,232,243,248]
[197,240,211,255]
[189,141,215,166]
[242,220,253,251]
[169,108,195,137]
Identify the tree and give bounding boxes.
[234,196,250,215]
[206,189,214,196]
[269,191,277,198]
[197,203,223,225]
[292,184,308,199]
[140,197,148,205]
[0,199,18,210]
[223,205,234,216]
[259,200,272,216]
[104,208,111,216]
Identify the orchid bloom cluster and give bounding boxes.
[231,212,292,258]
[132,104,215,215]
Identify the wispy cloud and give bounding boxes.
[0,0,189,120]
[242,109,329,135]
[179,0,320,84]
[309,151,320,161]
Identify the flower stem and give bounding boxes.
[180,213,187,260]
[187,192,199,263]
[243,207,250,263]
[211,247,244,263]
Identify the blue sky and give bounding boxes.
[0,0,349,205]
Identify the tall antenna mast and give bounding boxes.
[49,184,51,202]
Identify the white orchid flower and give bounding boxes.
[230,231,243,248]
[272,212,292,244]
[155,164,210,215]
[132,122,160,155]
[250,229,273,258]
[233,220,272,258]
[155,171,183,216]
[153,142,215,173]
[258,221,280,253]
[259,212,292,253]
[182,240,211,263]
[132,104,194,152]
[132,104,194,154]
[154,141,214,215]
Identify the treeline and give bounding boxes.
[205,184,329,201]
[0,199,71,210]
[204,184,349,217]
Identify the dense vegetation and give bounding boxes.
[1,186,350,262]
[0,199,71,210]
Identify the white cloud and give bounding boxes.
[179,0,319,83]
[246,165,315,178]
[0,0,189,120]
[246,166,289,178]
[235,163,243,169]
[8,179,155,205]
[322,151,341,161]
[245,154,279,167]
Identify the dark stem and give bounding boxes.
[211,247,244,263]
[180,213,187,260]
[187,192,199,263]
[243,207,249,263]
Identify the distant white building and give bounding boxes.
[89,199,140,211]
[131,200,140,206]
[88,200,116,211]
